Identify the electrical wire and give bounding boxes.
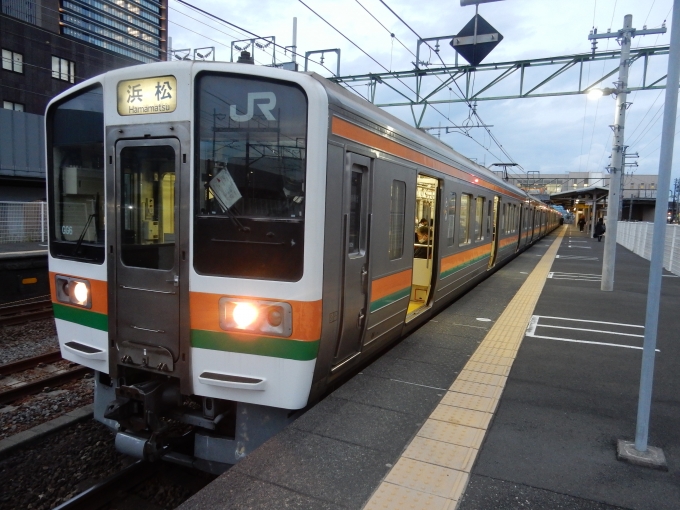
[377,0,523,176]
[297,0,466,135]
[171,0,371,101]
[353,0,416,59]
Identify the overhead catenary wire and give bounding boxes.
[377,0,523,176]
[296,0,472,138]
[171,0,371,101]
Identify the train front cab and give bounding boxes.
[47,63,332,470]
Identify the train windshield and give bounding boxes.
[194,73,308,281]
[47,85,105,263]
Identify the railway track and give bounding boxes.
[0,351,89,405]
[0,296,53,327]
[53,460,155,510]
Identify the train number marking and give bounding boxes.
[61,225,73,235]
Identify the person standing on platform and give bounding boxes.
[594,217,606,242]
[578,216,586,232]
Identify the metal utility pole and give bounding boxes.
[589,16,666,291]
[617,0,680,468]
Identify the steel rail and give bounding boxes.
[0,350,63,376]
[0,366,90,405]
[53,460,156,510]
[0,298,53,326]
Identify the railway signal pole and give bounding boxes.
[589,16,666,292]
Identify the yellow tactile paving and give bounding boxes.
[417,419,486,449]
[362,227,566,510]
[468,354,514,366]
[385,458,469,499]
[456,370,507,387]
[440,392,499,413]
[363,482,452,510]
[403,436,477,472]
[430,405,492,430]
[449,379,504,400]
[464,362,511,377]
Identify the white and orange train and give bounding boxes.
[46,61,560,471]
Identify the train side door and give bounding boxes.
[516,204,523,251]
[334,153,371,365]
[114,139,181,372]
[488,196,501,269]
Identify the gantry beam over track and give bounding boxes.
[330,46,670,114]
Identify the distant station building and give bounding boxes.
[492,170,659,220]
[0,0,168,201]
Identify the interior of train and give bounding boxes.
[408,174,438,316]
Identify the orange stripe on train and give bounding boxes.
[440,243,491,273]
[331,117,526,201]
[189,292,322,341]
[371,269,412,302]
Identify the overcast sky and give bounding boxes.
[167,0,677,186]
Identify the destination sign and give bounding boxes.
[117,76,177,116]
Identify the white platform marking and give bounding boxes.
[547,271,602,281]
[525,315,658,351]
[555,255,599,260]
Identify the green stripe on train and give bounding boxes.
[191,330,320,361]
[370,287,410,313]
[53,303,108,331]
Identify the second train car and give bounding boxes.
[46,60,560,471]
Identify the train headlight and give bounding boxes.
[219,298,292,337]
[55,275,92,309]
[233,302,259,329]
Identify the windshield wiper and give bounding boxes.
[73,213,95,256]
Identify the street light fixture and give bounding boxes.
[586,87,628,99]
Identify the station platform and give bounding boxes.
[178,225,680,510]
[0,241,47,258]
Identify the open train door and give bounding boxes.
[488,196,501,269]
[333,153,372,367]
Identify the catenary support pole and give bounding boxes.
[634,0,680,453]
[601,15,633,291]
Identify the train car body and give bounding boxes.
[46,61,560,471]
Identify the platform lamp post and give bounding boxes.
[618,0,680,469]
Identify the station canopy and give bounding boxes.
[549,185,609,207]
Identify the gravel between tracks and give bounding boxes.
[0,376,95,441]
[0,419,216,510]
[0,319,59,365]
[0,420,132,510]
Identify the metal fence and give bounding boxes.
[617,221,680,276]
[0,201,47,244]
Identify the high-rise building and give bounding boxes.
[59,0,168,63]
[1,0,167,200]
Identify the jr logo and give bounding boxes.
[229,92,276,122]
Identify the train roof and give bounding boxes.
[47,61,550,209]
[307,71,533,202]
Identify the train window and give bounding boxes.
[120,145,176,270]
[194,73,308,281]
[474,197,484,241]
[47,85,105,263]
[459,193,471,245]
[446,192,456,247]
[389,180,405,259]
[348,171,363,255]
[501,204,506,234]
[487,200,492,235]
